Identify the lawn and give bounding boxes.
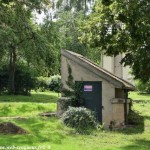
[0,91,150,150]
[0,91,57,117]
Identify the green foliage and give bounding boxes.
[36,77,49,92]
[56,0,94,12]
[57,11,87,54]
[0,66,9,93]
[128,110,144,126]
[48,75,61,93]
[62,106,98,134]
[0,65,36,95]
[56,11,100,64]
[66,64,74,89]
[80,0,150,82]
[101,0,112,6]
[36,75,61,93]
[62,64,84,106]
[135,80,150,94]
[0,1,59,94]
[40,18,61,75]
[14,65,37,95]
[71,82,85,106]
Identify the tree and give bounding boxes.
[40,15,61,75]
[0,0,57,94]
[57,11,88,54]
[80,0,150,82]
[56,0,94,12]
[55,8,100,64]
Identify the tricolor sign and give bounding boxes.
[84,85,93,91]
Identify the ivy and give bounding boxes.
[62,64,84,107]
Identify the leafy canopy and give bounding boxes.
[80,0,150,82]
[56,0,94,12]
[0,0,58,74]
[0,0,60,94]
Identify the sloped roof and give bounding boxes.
[61,50,135,91]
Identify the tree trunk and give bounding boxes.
[8,46,16,94]
[85,0,86,10]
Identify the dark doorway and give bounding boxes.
[77,81,102,122]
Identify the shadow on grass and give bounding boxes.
[133,100,150,103]
[0,92,58,103]
[137,92,150,96]
[121,139,150,150]
[0,117,66,146]
[117,124,144,135]
[116,110,145,135]
[143,115,150,121]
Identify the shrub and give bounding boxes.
[48,75,61,93]
[0,65,36,95]
[62,107,98,134]
[0,65,9,94]
[128,110,144,126]
[36,76,49,92]
[36,75,61,92]
[135,80,150,94]
[62,82,85,107]
[14,65,37,95]
[62,64,84,107]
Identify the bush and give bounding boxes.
[128,110,144,126]
[62,107,98,134]
[48,75,61,93]
[0,66,9,94]
[14,65,37,95]
[0,65,36,95]
[135,80,150,94]
[36,75,61,93]
[62,82,85,107]
[36,76,49,92]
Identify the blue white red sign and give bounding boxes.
[84,85,93,91]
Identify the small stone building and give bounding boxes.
[61,50,135,127]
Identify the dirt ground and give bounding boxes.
[0,122,28,134]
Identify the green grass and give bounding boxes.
[129,92,150,120]
[0,91,150,150]
[0,91,58,117]
[0,91,58,103]
[129,92,150,100]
